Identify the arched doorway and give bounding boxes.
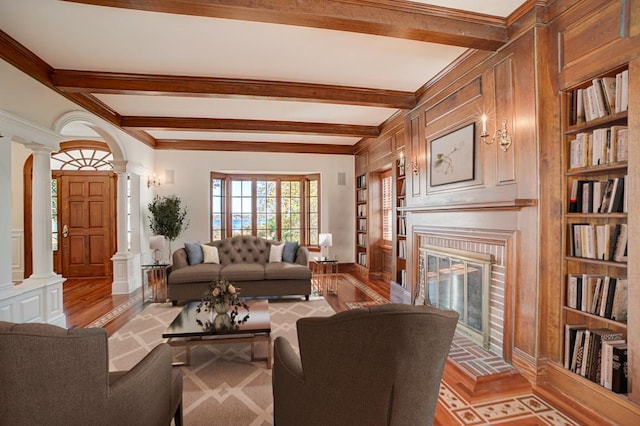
[24,141,117,278]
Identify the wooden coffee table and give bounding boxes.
[162,299,272,368]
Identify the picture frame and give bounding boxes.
[429,122,475,187]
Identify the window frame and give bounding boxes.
[210,172,320,245]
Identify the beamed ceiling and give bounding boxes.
[0,0,528,154]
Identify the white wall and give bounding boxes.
[152,150,355,262]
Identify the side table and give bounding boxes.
[141,264,171,303]
[310,257,339,296]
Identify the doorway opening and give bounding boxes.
[24,141,117,279]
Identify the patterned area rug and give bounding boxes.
[108,297,333,426]
[106,294,577,425]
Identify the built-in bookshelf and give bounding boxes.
[390,154,410,303]
[356,174,368,269]
[560,65,630,396]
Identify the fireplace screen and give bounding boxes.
[417,246,492,348]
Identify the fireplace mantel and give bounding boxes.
[399,198,536,213]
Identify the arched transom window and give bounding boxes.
[50,145,113,170]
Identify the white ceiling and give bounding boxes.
[0,0,526,148]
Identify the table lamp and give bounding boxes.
[149,235,166,264]
[318,233,333,260]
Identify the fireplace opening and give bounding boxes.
[416,245,493,349]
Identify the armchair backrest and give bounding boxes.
[0,321,110,424]
[295,304,458,425]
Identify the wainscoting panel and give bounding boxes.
[11,229,24,282]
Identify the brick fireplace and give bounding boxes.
[412,226,514,361]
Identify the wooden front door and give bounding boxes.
[58,172,116,278]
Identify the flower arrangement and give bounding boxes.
[196,279,250,330]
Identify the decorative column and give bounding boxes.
[110,160,140,294]
[28,146,56,279]
[0,111,65,326]
[129,173,141,254]
[18,144,65,326]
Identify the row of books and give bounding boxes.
[356,174,367,188]
[568,176,625,214]
[357,218,367,232]
[397,156,406,177]
[570,223,627,262]
[357,204,366,217]
[357,252,367,267]
[568,126,627,169]
[398,269,407,289]
[398,240,406,259]
[357,188,367,202]
[572,70,629,124]
[566,274,627,321]
[398,178,406,196]
[357,233,367,247]
[398,216,406,235]
[564,326,627,393]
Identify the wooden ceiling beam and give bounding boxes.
[121,116,380,137]
[155,139,356,154]
[64,0,507,50]
[53,70,416,109]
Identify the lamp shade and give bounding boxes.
[318,233,333,247]
[149,235,166,250]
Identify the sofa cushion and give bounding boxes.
[220,263,265,282]
[184,242,204,265]
[215,236,270,265]
[269,243,285,263]
[202,244,220,264]
[169,263,222,284]
[282,241,299,263]
[265,262,312,280]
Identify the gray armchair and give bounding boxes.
[272,303,458,426]
[0,321,183,426]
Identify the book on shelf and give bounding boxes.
[610,278,628,322]
[399,179,406,196]
[567,274,627,321]
[571,329,587,373]
[601,339,626,389]
[397,156,405,177]
[575,69,627,123]
[607,176,624,213]
[398,240,406,259]
[611,126,628,162]
[612,223,628,263]
[586,329,624,383]
[398,216,406,235]
[615,69,629,114]
[599,76,617,113]
[356,174,367,188]
[610,343,628,393]
[564,324,587,369]
[566,326,626,388]
[399,269,407,288]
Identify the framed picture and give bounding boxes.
[429,122,475,186]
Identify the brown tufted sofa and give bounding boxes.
[168,235,311,304]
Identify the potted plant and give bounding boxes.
[148,195,188,261]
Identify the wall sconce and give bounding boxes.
[481,115,512,152]
[410,159,419,175]
[147,173,161,188]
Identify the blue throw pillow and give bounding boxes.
[282,241,299,263]
[184,242,204,265]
